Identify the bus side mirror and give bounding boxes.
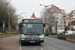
[19,23,23,31]
[19,23,23,27]
[43,24,45,27]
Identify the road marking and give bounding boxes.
[19,42,22,50]
[50,46,55,50]
[32,48,37,50]
[33,48,37,50]
[40,48,43,50]
[17,41,19,50]
[40,46,55,50]
[40,46,49,50]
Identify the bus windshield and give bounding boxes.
[21,24,44,34]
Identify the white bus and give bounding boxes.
[19,19,45,45]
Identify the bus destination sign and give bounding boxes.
[22,19,42,23]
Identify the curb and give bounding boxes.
[0,34,19,38]
[16,35,20,50]
[0,36,6,38]
[19,41,22,50]
[66,37,75,43]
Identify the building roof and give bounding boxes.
[31,13,49,24]
[31,13,36,18]
[70,10,75,14]
[48,4,63,13]
[67,14,71,20]
[67,16,71,20]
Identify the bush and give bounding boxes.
[45,32,56,36]
[44,32,50,36]
[57,35,66,40]
[49,32,56,35]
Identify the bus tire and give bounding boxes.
[38,43,41,45]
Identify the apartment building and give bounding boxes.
[69,10,75,30]
[47,4,66,32]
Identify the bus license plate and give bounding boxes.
[30,41,35,43]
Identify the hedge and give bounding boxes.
[57,35,67,40]
[45,32,56,36]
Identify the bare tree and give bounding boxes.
[41,8,55,26]
[8,5,18,26]
[0,0,18,28]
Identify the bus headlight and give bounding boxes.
[39,34,44,38]
[21,38,25,40]
[21,34,26,38]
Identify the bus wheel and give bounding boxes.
[38,43,41,45]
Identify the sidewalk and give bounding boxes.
[0,35,20,50]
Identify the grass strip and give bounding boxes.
[0,34,6,37]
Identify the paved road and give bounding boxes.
[21,37,75,50]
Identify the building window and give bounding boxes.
[50,17,51,19]
[56,21,58,23]
[64,21,66,24]
[51,9,54,12]
[56,17,59,19]
[74,13,75,16]
[53,17,55,19]
[61,21,63,23]
[50,13,53,16]
[57,25,60,27]
[56,13,58,16]
[61,18,63,19]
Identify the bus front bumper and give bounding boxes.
[20,39,44,43]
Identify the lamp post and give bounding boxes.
[56,20,57,34]
[8,11,11,36]
[18,12,26,24]
[63,15,66,34]
[3,21,5,32]
[40,4,51,32]
[21,12,26,19]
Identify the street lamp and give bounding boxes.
[40,4,50,23]
[18,12,26,23]
[21,12,26,18]
[3,21,5,32]
[40,4,51,32]
[8,11,11,36]
[6,9,11,36]
[55,20,58,34]
[63,15,66,34]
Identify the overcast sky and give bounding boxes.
[10,0,75,18]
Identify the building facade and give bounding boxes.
[69,10,75,30]
[47,5,66,32]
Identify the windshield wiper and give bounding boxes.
[24,32,41,35]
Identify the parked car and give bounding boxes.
[59,31,65,35]
[65,30,75,35]
[57,29,64,35]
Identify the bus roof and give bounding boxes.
[20,19,44,24]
